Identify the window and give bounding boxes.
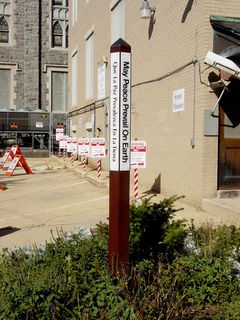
[0,1,10,44]
[53,0,63,5]
[0,69,10,107]
[52,72,68,112]
[52,21,63,47]
[71,52,78,106]
[52,0,68,49]
[0,17,9,43]
[72,0,78,26]
[85,32,94,99]
[111,0,125,43]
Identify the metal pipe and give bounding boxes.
[38,0,42,109]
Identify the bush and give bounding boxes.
[0,197,239,319]
[129,195,186,262]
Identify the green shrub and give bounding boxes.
[0,198,240,319]
[191,223,240,260]
[129,195,186,262]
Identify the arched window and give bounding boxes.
[52,21,63,47]
[52,0,68,49]
[0,17,9,43]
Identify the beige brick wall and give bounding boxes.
[69,0,240,207]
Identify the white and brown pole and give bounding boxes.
[134,168,139,201]
[109,38,131,274]
[82,155,86,173]
[97,158,101,178]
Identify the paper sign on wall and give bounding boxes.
[173,88,185,112]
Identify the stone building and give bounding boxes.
[0,0,68,151]
[68,0,240,208]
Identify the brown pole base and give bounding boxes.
[109,170,130,275]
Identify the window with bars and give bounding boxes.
[51,71,68,112]
[52,0,68,49]
[0,1,10,44]
[85,32,94,100]
[71,52,78,106]
[0,69,10,107]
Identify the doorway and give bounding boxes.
[218,78,240,189]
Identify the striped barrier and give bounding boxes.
[134,168,139,201]
[97,158,101,178]
[70,152,74,167]
[82,155,86,173]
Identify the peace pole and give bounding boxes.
[109,38,131,273]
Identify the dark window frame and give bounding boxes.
[52,0,68,49]
[0,16,9,43]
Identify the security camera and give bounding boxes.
[204,51,240,79]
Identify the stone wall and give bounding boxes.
[0,0,68,110]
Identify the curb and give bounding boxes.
[52,155,109,188]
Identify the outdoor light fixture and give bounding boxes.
[140,0,156,19]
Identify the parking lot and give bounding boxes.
[0,158,109,249]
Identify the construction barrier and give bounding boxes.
[0,145,19,168]
[1,145,33,176]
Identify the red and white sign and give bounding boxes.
[67,137,77,153]
[67,137,72,152]
[78,138,90,156]
[56,128,64,141]
[70,137,78,154]
[60,135,68,149]
[131,141,147,169]
[91,137,106,158]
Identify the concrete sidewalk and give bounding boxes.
[0,157,109,249]
[55,155,240,227]
[0,155,239,250]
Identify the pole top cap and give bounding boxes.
[111,38,131,53]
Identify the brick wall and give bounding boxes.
[68,0,240,207]
[0,0,68,111]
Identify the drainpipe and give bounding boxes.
[38,0,42,109]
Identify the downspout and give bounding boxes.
[191,57,198,148]
[38,0,42,109]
